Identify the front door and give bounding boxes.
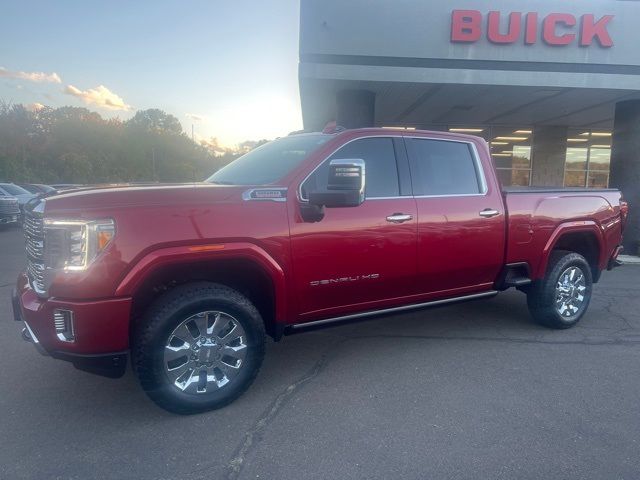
[290,136,418,321]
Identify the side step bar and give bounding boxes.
[286,290,498,334]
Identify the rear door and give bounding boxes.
[290,136,418,320]
[405,136,505,295]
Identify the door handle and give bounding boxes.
[479,208,500,218]
[386,213,413,223]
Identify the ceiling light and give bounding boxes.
[494,136,528,141]
[567,138,588,142]
[591,132,612,137]
[491,142,508,145]
[591,145,611,149]
[514,130,532,134]
[492,153,511,157]
[449,128,484,133]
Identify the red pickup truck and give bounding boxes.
[13,128,627,414]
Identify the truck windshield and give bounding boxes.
[206,134,331,185]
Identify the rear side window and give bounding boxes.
[301,137,400,199]
[407,139,482,196]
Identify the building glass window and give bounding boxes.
[489,127,533,186]
[564,130,611,188]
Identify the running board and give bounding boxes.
[286,290,498,334]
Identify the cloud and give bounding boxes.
[186,113,205,122]
[0,67,61,83]
[64,84,131,111]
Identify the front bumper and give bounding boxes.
[12,274,132,378]
[0,213,19,225]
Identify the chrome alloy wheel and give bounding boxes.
[555,266,587,318]
[163,311,247,394]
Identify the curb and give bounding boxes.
[618,255,640,265]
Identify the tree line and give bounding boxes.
[0,102,264,184]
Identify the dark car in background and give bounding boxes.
[16,183,57,195]
[0,194,20,226]
[0,183,36,216]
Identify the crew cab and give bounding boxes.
[12,128,627,414]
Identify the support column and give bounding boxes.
[610,100,640,254]
[336,90,375,129]
[531,126,568,187]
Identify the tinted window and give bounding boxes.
[407,139,481,195]
[302,138,399,199]
[207,134,331,185]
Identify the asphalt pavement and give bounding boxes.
[1,225,639,480]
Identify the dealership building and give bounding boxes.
[298,0,640,252]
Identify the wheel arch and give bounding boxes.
[116,243,288,340]
[537,222,605,282]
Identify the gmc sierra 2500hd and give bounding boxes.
[13,128,627,414]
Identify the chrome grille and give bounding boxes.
[24,209,46,294]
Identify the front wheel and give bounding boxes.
[527,251,593,329]
[133,282,266,414]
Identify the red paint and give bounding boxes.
[525,12,538,45]
[451,10,613,47]
[487,11,521,44]
[14,128,625,373]
[580,14,614,47]
[451,9,482,42]
[543,13,576,46]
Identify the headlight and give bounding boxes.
[43,219,115,271]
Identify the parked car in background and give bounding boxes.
[16,183,57,195]
[0,183,36,215]
[0,193,20,226]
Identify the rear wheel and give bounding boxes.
[133,282,266,414]
[527,251,593,329]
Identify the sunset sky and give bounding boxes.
[0,0,303,147]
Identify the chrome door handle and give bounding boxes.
[479,208,500,218]
[386,213,413,223]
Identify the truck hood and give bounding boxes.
[40,183,244,214]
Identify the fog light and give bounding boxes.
[53,309,75,342]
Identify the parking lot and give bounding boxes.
[1,224,639,479]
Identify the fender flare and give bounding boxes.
[115,242,288,323]
[535,221,605,279]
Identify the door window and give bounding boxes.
[406,139,483,196]
[301,137,400,199]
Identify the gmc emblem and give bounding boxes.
[451,10,614,47]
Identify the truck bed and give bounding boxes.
[502,187,624,279]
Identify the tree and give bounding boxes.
[125,109,183,135]
[0,102,259,184]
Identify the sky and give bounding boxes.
[0,0,303,147]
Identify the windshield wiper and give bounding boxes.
[210,180,235,185]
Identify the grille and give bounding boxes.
[0,198,19,215]
[24,210,46,293]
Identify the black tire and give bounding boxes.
[133,282,266,414]
[527,250,593,329]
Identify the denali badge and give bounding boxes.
[310,274,380,287]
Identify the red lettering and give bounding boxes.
[580,14,614,47]
[524,12,538,44]
[543,13,576,45]
[451,10,482,43]
[487,11,521,44]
